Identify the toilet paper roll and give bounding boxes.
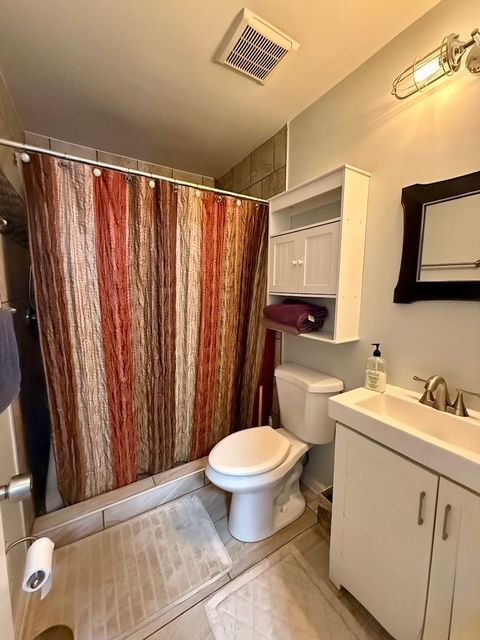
[22,537,55,599]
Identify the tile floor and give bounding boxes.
[25,485,393,640]
[131,486,393,639]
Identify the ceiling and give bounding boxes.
[0,1,440,177]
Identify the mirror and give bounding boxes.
[394,170,480,303]
[418,193,480,282]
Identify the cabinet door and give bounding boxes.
[268,235,298,293]
[297,221,339,294]
[424,478,480,640]
[330,425,438,640]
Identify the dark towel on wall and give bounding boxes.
[0,309,21,413]
[263,298,328,333]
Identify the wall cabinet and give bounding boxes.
[331,424,480,640]
[269,221,340,295]
[268,164,370,344]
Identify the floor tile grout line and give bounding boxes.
[141,574,232,640]
[227,520,318,580]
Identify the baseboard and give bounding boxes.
[300,470,327,495]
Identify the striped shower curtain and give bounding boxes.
[23,154,271,505]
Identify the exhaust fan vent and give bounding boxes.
[217,9,299,84]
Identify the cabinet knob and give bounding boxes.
[292,259,298,266]
[297,259,304,266]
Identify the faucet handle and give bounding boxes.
[413,375,428,384]
[451,388,480,417]
[457,388,480,399]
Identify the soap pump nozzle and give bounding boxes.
[371,343,381,357]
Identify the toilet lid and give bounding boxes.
[208,427,290,477]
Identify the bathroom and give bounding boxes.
[0,0,479,638]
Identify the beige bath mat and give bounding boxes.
[205,545,366,640]
[23,493,232,640]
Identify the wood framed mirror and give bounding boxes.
[394,170,480,303]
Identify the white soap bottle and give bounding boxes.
[365,343,386,393]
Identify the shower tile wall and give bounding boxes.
[216,128,287,425]
[216,125,287,199]
[24,132,216,187]
[33,457,229,548]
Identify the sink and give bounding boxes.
[357,392,480,455]
[329,384,480,493]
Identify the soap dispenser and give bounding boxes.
[365,343,386,393]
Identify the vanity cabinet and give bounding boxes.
[330,425,438,640]
[268,164,370,343]
[331,424,480,640]
[424,478,480,640]
[269,221,340,295]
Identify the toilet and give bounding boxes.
[206,363,343,542]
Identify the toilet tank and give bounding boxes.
[275,363,343,444]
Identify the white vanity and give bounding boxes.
[329,385,480,640]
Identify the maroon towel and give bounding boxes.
[263,299,328,333]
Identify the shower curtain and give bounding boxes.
[23,154,271,504]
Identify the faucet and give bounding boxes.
[414,375,480,417]
[413,375,451,411]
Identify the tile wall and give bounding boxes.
[24,132,215,187]
[216,125,287,199]
[216,128,288,424]
[32,457,230,547]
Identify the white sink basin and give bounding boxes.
[329,384,480,493]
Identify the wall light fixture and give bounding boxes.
[392,28,480,99]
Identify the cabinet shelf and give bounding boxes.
[268,292,337,299]
[265,295,358,344]
[276,330,358,344]
[269,216,341,238]
[268,164,370,344]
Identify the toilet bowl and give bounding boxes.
[206,363,343,542]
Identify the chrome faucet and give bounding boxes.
[414,375,480,417]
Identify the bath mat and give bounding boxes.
[205,545,366,640]
[23,493,232,640]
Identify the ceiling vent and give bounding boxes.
[217,9,299,84]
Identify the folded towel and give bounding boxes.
[263,299,328,333]
[262,317,301,335]
[0,309,21,413]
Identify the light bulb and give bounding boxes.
[414,57,441,83]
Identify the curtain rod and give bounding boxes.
[0,138,268,204]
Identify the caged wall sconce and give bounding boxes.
[392,28,480,99]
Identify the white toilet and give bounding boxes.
[206,363,343,542]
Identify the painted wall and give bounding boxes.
[287,0,480,486]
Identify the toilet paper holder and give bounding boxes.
[5,535,43,589]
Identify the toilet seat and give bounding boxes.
[208,426,290,477]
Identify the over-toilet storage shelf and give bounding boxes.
[267,164,370,344]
